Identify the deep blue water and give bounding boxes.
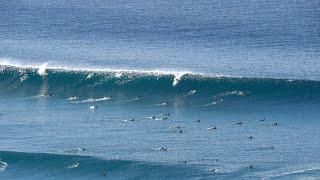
[0,0,320,179]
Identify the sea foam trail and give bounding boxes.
[74,97,112,103]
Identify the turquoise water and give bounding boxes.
[0,0,320,179]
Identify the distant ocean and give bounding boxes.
[1,0,320,179]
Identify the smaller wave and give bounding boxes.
[0,160,8,172]
[0,150,208,179]
[252,164,320,179]
[271,167,320,178]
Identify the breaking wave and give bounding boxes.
[0,64,320,102]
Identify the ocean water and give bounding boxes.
[0,0,320,179]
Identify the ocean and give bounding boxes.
[0,0,320,179]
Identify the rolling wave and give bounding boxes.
[0,150,208,180]
[0,64,320,101]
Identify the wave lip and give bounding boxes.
[0,60,198,87]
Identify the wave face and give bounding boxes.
[1,65,320,102]
[0,151,208,180]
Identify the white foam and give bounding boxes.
[0,57,241,83]
[172,72,188,86]
[115,72,123,78]
[20,74,29,82]
[0,161,8,172]
[89,105,98,110]
[86,73,93,79]
[80,97,111,103]
[0,58,11,66]
[68,96,78,101]
[38,62,49,76]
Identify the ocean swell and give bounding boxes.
[0,65,320,101]
[0,150,207,180]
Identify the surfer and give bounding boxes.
[67,163,79,169]
[259,118,266,122]
[75,147,86,152]
[207,126,217,130]
[248,136,254,140]
[89,105,98,110]
[158,147,168,151]
[186,90,197,96]
[68,96,78,100]
[162,101,168,105]
[234,121,244,125]
[123,118,135,122]
[273,123,279,126]
[45,92,53,97]
[161,117,169,120]
[170,125,181,129]
[209,168,218,173]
